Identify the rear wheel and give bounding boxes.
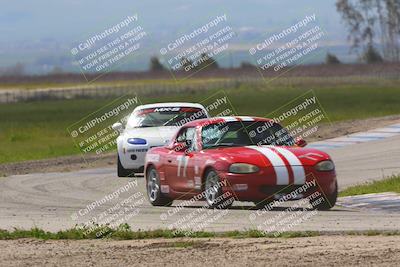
[313,181,338,210]
[146,166,172,206]
[117,155,135,177]
[204,169,233,209]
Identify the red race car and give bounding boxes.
[145,116,337,210]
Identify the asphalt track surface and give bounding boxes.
[1,135,400,232]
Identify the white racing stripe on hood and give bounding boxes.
[247,146,289,185]
[272,147,306,184]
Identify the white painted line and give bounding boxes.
[308,122,400,150]
[337,192,400,213]
[309,142,352,147]
[373,127,400,133]
[357,132,397,138]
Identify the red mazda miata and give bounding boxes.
[144,116,337,210]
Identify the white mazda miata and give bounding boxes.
[112,102,209,177]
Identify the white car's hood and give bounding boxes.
[123,126,179,145]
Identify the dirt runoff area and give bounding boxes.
[1,114,400,177]
[1,236,399,267]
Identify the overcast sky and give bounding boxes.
[0,0,351,72]
[0,0,346,43]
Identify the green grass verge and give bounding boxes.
[1,225,399,240]
[0,98,112,163]
[0,224,319,240]
[339,175,400,197]
[1,77,400,164]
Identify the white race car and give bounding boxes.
[112,102,209,177]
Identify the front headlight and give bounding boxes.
[315,160,335,171]
[229,163,259,174]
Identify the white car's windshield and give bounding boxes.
[126,107,207,128]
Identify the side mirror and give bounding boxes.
[112,122,124,133]
[295,137,307,147]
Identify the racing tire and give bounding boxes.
[313,181,338,211]
[117,155,135,177]
[204,169,233,209]
[146,166,172,207]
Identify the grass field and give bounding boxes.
[339,175,400,197]
[1,225,399,240]
[0,77,228,90]
[0,225,319,240]
[1,77,400,164]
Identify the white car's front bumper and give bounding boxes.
[117,126,178,171]
[121,143,149,170]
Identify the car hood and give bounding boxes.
[204,145,331,167]
[123,126,179,145]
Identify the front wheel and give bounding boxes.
[117,155,135,177]
[146,166,172,206]
[204,169,233,209]
[313,181,338,210]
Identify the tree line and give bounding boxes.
[336,0,400,63]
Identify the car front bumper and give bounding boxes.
[218,168,336,202]
[121,144,149,170]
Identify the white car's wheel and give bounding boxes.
[117,155,135,177]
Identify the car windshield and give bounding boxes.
[126,107,207,128]
[201,121,295,149]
